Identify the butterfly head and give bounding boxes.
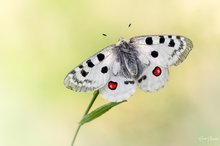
[116,37,134,53]
[117,37,127,45]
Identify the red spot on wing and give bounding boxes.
[108,81,118,90]
[153,66,162,76]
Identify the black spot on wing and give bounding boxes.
[159,36,165,44]
[145,37,153,45]
[168,39,175,47]
[176,36,181,39]
[80,69,89,77]
[86,59,95,68]
[124,81,135,85]
[101,66,108,73]
[151,51,158,58]
[78,65,83,69]
[70,70,76,74]
[97,53,105,61]
[138,75,147,83]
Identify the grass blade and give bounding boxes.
[79,100,126,125]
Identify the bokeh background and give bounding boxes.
[1,0,220,146]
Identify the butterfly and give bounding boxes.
[64,35,193,102]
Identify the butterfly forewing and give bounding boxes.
[64,45,116,92]
[130,35,192,92]
[130,35,193,67]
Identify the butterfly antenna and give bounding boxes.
[101,33,113,44]
[119,23,132,40]
[102,23,132,41]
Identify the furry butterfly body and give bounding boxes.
[64,35,193,102]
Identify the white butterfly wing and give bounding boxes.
[64,45,116,92]
[130,35,193,67]
[99,61,136,102]
[130,35,193,92]
[137,64,169,92]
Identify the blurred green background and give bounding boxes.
[0,0,220,146]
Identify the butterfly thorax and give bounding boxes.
[116,39,143,79]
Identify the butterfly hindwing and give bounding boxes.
[137,63,169,92]
[64,45,116,92]
[99,61,137,102]
[130,35,193,67]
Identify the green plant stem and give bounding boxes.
[71,90,99,146]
